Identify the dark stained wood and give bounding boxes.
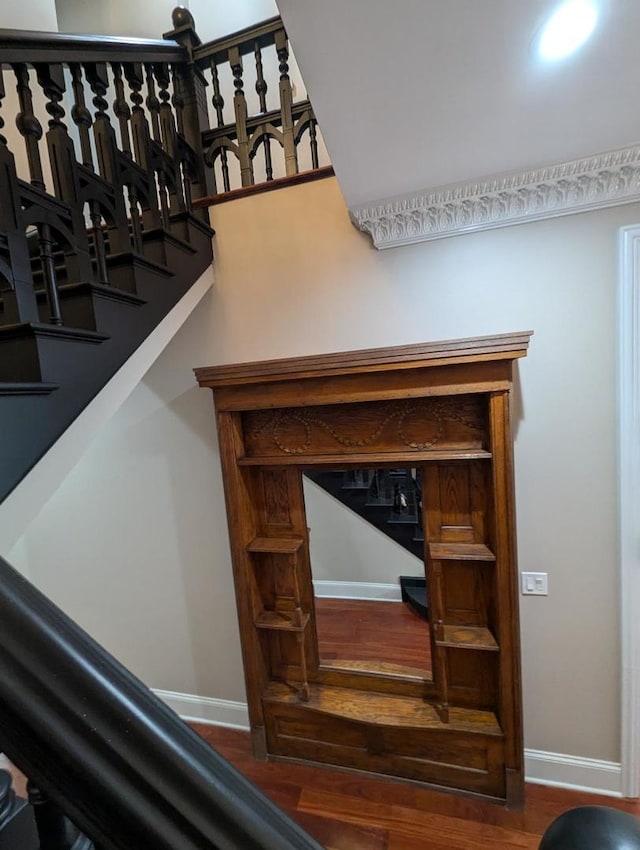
[194,166,336,207]
[197,334,532,803]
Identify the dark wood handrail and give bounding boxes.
[192,16,283,64]
[0,555,324,850]
[0,28,185,63]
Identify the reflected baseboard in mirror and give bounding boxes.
[195,331,532,805]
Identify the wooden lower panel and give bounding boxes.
[263,701,506,798]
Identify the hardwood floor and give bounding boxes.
[3,726,640,849]
[194,725,640,849]
[315,597,432,677]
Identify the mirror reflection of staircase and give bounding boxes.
[304,468,429,619]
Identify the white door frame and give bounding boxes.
[618,225,640,798]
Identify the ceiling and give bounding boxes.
[276,0,640,210]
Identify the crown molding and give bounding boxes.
[349,145,640,249]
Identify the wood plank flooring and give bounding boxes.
[193,726,640,850]
[3,726,640,849]
[315,597,432,676]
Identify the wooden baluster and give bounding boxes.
[35,62,95,287]
[28,782,83,849]
[84,62,113,180]
[14,64,45,190]
[144,62,161,144]
[171,63,185,137]
[228,46,253,187]
[90,203,109,284]
[34,63,68,199]
[155,63,176,156]
[123,62,151,169]
[69,63,93,169]
[275,29,298,176]
[38,222,62,325]
[128,188,143,253]
[123,62,161,230]
[0,66,5,149]
[210,59,229,192]
[111,62,132,158]
[156,62,185,214]
[254,42,273,181]
[111,61,139,252]
[308,115,319,170]
[0,66,40,324]
[84,62,131,256]
[171,64,193,212]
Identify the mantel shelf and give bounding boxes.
[237,449,493,467]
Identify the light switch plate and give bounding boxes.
[521,571,548,595]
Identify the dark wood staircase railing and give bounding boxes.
[0,14,216,503]
[0,8,330,504]
[0,12,330,848]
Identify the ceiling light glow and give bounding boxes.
[537,0,598,61]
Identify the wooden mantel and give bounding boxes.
[195,331,533,414]
[195,331,532,805]
[195,330,533,387]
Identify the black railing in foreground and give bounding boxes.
[0,555,324,850]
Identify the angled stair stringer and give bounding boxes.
[0,266,213,555]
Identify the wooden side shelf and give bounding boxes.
[435,625,499,652]
[254,611,310,632]
[247,536,303,554]
[428,542,495,561]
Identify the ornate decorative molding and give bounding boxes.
[349,145,640,249]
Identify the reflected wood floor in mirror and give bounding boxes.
[315,598,432,677]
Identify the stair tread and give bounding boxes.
[263,681,503,736]
[0,382,59,395]
[0,322,109,343]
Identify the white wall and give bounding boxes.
[55,0,177,37]
[8,177,633,766]
[54,0,278,39]
[303,476,423,584]
[2,0,58,30]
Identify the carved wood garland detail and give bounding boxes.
[243,396,486,457]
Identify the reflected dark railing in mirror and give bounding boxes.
[303,466,433,681]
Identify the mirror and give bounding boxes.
[303,467,433,681]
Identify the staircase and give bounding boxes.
[0,9,330,849]
[0,9,327,507]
